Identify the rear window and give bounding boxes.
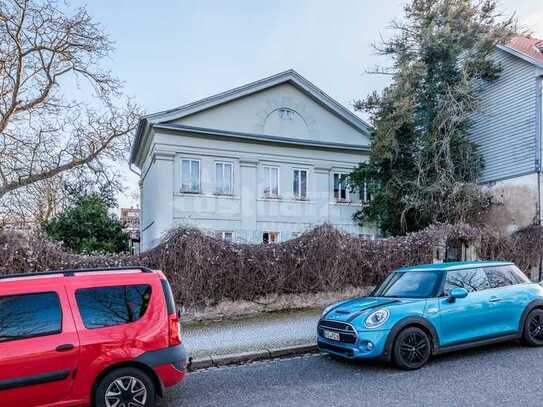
[0,292,62,342]
[485,265,530,289]
[76,285,152,329]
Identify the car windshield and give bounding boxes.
[371,271,441,298]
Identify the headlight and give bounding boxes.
[364,309,389,329]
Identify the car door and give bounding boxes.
[438,268,499,346]
[483,265,531,335]
[0,284,80,407]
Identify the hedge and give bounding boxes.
[1,223,541,306]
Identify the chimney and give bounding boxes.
[535,40,543,53]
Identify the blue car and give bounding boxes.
[317,261,543,369]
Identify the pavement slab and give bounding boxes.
[182,309,320,360]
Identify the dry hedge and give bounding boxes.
[1,223,541,306]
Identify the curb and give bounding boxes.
[188,343,318,371]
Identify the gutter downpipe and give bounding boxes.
[537,77,543,282]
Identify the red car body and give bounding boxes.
[0,267,187,406]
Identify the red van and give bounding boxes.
[0,267,187,407]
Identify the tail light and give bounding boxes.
[168,311,181,346]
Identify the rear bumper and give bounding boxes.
[135,344,187,387]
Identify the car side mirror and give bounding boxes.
[448,287,468,302]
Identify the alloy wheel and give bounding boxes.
[397,329,430,369]
[105,376,148,407]
[529,313,543,342]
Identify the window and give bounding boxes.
[444,269,489,294]
[279,108,293,120]
[215,162,233,194]
[359,180,375,203]
[0,292,61,342]
[293,169,308,199]
[333,173,348,201]
[485,265,529,289]
[263,166,279,197]
[263,231,279,244]
[181,159,200,193]
[216,231,233,241]
[371,271,441,299]
[76,285,152,329]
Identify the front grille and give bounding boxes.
[319,320,354,332]
[318,320,357,344]
[318,341,354,357]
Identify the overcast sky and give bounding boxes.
[71,0,543,209]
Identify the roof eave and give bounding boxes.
[497,43,543,70]
[153,123,370,153]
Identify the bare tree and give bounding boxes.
[0,0,141,219]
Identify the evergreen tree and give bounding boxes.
[350,0,516,235]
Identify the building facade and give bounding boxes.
[130,70,374,250]
[469,37,543,233]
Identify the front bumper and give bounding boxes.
[317,321,390,360]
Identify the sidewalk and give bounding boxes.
[182,309,320,365]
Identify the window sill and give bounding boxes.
[261,195,282,200]
[214,192,235,197]
[179,190,201,195]
[333,199,353,205]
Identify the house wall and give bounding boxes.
[482,173,540,234]
[172,83,370,147]
[139,129,373,250]
[470,49,541,182]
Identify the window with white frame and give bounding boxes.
[359,180,374,203]
[262,231,279,244]
[181,159,200,193]
[333,173,349,201]
[293,169,308,200]
[215,162,233,194]
[263,166,279,197]
[216,231,233,242]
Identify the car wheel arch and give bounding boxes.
[384,317,440,360]
[90,361,164,405]
[519,299,543,333]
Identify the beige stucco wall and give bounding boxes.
[482,172,539,234]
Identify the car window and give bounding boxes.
[371,271,441,298]
[0,292,62,342]
[444,268,489,293]
[485,265,528,289]
[76,285,152,329]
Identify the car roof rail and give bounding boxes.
[0,266,154,281]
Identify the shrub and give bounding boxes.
[1,223,542,307]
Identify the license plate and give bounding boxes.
[323,330,340,341]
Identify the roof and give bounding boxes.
[397,261,513,272]
[154,123,370,152]
[497,36,543,69]
[129,69,372,167]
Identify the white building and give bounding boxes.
[130,70,374,250]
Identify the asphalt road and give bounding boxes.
[160,341,543,407]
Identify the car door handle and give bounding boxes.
[56,344,75,352]
[489,297,501,303]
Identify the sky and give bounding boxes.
[70,0,543,209]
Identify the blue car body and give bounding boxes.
[317,261,543,363]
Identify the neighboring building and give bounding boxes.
[120,207,140,254]
[130,70,374,250]
[470,36,543,233]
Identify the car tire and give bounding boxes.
[523,309,543,347]
[393,326,431,370]
[94,367,156,407]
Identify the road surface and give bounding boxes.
[161,341,543,407]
